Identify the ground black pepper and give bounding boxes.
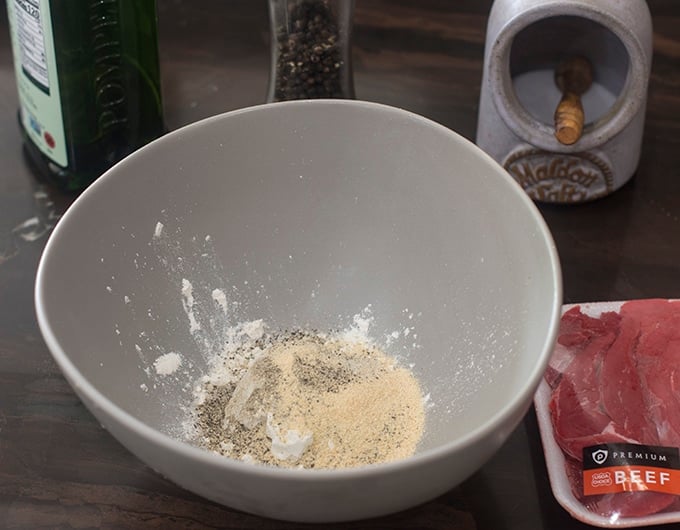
[271,0,353,101]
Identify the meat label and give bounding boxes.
[583,443,680,496]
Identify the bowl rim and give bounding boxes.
[34,99,563,480]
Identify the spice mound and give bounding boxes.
[192,329,425,469]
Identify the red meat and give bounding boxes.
[590,490,677,519]
[545,307,621,389]
[547,301,680,518]
[557,306,621,349]
[550,329,630,460]
[599,312,659,444]
[623,299,680,447]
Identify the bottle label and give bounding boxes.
[8,0,67,167]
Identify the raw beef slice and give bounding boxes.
[623,300,680,447]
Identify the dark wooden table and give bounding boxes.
[1,1,679,528]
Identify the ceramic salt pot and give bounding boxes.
[476,0,653,203]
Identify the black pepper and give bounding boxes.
[270,0,353,101]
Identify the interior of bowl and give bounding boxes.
[36,100,560,459]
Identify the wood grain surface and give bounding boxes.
[1,1,679,528]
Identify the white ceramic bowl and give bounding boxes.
[35,100,562,522]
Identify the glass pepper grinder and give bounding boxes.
[267,0,355,102]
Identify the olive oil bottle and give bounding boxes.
[6,0,164,192]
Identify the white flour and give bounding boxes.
[181,279,201,333]
[211,288,228,314]
[154,352,183,375]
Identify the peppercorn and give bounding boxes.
[272,0,350,101]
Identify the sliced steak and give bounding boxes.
[550,329,622,460]
[624,299,680,447]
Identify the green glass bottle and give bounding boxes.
[7,0,164,192]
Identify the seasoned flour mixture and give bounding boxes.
[191,328,425,469]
